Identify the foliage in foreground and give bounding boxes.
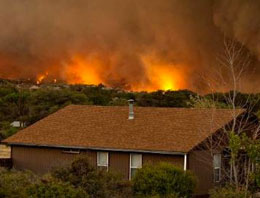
[209,186,251,198]
[28,178,88,198]
[0,157,131,198]
[132,163,196,198]
[0,168,86,198]
[0,158,198,198]
[0,168,38,198]
[52,157,132,198]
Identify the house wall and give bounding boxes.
[11,146,96,174]
[188,150,214,196]
[12,146,214,195]
[109,152,130,179]
[11,146,184,179]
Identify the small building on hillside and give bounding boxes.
[10,121,26,128]
[3,104,251,196]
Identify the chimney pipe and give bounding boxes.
[128,99,134,120]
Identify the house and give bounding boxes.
[3,103,248,196]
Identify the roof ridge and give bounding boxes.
[65,104,245,111]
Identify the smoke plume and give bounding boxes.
[0,0,259,92]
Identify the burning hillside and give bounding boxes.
[0,0,259,92]
[33,55,187,91]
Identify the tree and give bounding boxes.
[193,38,260,196]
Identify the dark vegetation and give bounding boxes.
[1,80,260,140]
[209,186,252,198]
[0,158,195,198]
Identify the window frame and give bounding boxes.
[129,153,142,180]
[97,151,109,170]
[213,153,221,183]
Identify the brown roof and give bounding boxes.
[4,105,244,153]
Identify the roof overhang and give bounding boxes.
[6,142,187,155]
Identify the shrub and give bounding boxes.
[132,163,196,198]
[209,186,251,198]
[52,157,132,198]
[0,168,38,198]
[27,178,88,198]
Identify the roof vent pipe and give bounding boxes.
[128,99,134,120]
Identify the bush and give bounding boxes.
[209,186,251,198]
[52,157,132,198]
[0,163,130,198]
[132,163,196,198]
[0,168,38,198]
[27,178,88,198]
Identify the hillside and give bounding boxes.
[0,78,260,141]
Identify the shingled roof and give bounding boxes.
[4,105,245,153]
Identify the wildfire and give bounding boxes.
[65,56,102,85]
[134,55,186,92]
[33,54,186,92]
[36,73,47,84]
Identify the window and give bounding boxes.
[130,154,142,179]
[213,153,221,182]
[97,152,108,170]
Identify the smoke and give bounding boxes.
[214,0,260,59]
[0,0,259,92]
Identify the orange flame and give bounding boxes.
[133,55,186,92]
[34,54,186,92]
[64,56,102,85]
[36,74,46,84]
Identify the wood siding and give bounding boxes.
[12,146,96,174]
[11,146,216,195]
[109,152,130,179]
[189,150,214,196]
[11,146,184,178]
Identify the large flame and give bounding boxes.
[65,56,103,85]
[135,55,186,92]
[35,54,186,92]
